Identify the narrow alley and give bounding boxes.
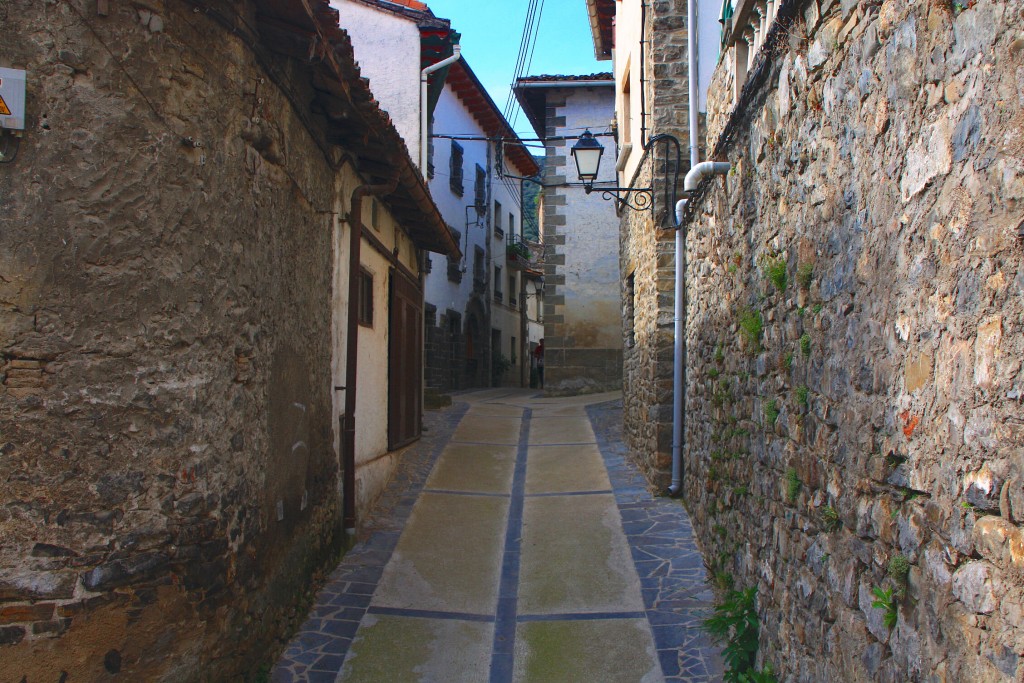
[272,390,722,682]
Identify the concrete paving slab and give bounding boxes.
[339,613,493,683]
[524,445,610,495]
[527,417,596,446]
[426,443,516,494]
[513,618,663,683]
[519,494,643,615]
[452,414,521,445]
[374,492,508,614]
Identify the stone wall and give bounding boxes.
[684,0,1024,679]
[541,86,623,396]
[619,0,695,483]
[0,2,344,679]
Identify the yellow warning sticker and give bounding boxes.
[0,94,9,117]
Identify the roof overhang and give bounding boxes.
[584,0,615,61]
[513,75,615,139]
[246,0,458,257]
[447,60,540,178]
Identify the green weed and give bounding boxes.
[763,257,788,293]
[820,505,841,531]
[785,468,801,503]
[763,399,780,425]
[795,385,809,408]
[739,309,763,353]
[799,333,811,357]
[797,262,813,290]
[704,587,766,682]
[871,586,899,629]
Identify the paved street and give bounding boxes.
[272,390,722,682]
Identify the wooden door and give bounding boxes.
[388,269,423,449]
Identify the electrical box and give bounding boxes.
[0,68,27,130]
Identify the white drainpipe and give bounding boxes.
[421,42,462,173]
[667,0,732,497]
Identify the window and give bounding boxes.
[447,227,463,283]
[473,245,486,291]
[427,117,435,179]
[474,164,486,211]
[508,273,517,308]
[494,201,503,237]
[449,140,464,196]
[358,268,374,327]
[494,265,503,303]
[509,212,515,238]
[511,336,517,365]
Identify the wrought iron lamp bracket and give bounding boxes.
[584,184,654,212]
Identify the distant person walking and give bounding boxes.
[534,339,545,389]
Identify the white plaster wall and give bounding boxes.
[330,165,422,518]
[425,81,527,385]
[559,87,622,350]
[612,0,722,181]
[425,83,489,312]
[333,1,424,169]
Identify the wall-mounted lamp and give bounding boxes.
[570,130,682,214]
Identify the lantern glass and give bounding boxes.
[571,130,604,184]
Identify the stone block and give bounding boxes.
[0,603,55,623]
[964,464,1002,512]
[951,561,997,614]
[974,316,1002,390]
[0,625,25,645]
[904,351,932,393]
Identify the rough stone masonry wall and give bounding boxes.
[620,0,693,483]
[0,2,342,679]
[685,0,1024,680]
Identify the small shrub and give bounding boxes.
[888,554,910,582]
[820,505,840,531]
[763,399,780,425]
[799,333,812,357]
[797,262,814,290]
[783,352,794,370]
[715,345,726,363]
[795,385,809,408]
[708,367,721,379]
[704,587,760,681]
[871,586,899,629]
[738,309,763,353]
[763,257,788,293]
[785,468,801,503]
[733,485,748,497]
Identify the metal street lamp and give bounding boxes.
[570,130,605,191]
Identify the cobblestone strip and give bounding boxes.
[271,403,470,683]
[586,400,724,683]
[488,406,530,683]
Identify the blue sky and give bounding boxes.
[424,0,607,139]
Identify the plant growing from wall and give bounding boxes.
[871,586,899,628]
[762,256,788,293]
[739,309,763,353]
[797,262,813,290]
[799,333,812,357]
[704,587,776,682]
[783,352,794,370]
[785,468,801,503]
[715,345,726,363]
[763,399,780,425]
[820,505,841,531]
[888,554,910,584]
[795,385,809,408]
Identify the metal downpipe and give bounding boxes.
[343,171,399,533]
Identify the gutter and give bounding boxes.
[421,40,462,172]
[343,170,400,533]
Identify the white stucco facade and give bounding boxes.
[609,0,722,183]
[332,0,425,167]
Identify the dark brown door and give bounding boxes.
[388,269,423,449]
